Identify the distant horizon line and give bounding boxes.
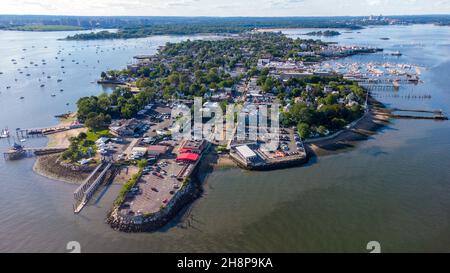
[1,14,450,18]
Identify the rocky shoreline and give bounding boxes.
[33,153,94,184]
[106,167,203,233]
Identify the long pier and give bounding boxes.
[353,78,419,85]
[371,93,432,100]
[73,162,113,214]
[3,146,67,160]
[389,108,448,120]
[14,126,72,138]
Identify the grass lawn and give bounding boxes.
[85,129,112,142]
[79,130,112,154]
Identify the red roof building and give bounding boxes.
[176,153,200,162]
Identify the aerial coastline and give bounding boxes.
[3,23,436,234]
[1,7,450,253]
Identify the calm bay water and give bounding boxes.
[0,25,449,252]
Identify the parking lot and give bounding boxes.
[259,128,305,159]
[119,155,187,216]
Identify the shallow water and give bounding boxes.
[0,25,449,252]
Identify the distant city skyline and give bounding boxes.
[1,0,450,17]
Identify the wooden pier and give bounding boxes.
[389,108,448,120]
[3,146,67,160]
[371,93,432,100]
[14,125,72,139]
[354,78,419,85]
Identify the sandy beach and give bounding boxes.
[214,154,237,169]
[33,112,89,183]
[46,113,86,148]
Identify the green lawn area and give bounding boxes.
[62,129,113,162]
[86,129,112,142]
[80,130,112,153]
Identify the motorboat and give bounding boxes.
[0,128,10,138]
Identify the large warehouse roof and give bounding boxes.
[235,145,257,159]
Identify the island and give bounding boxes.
[305,30,341,37]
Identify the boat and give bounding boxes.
[0,128,9,138]
[5,143,27,160]
[57,79,62,82]
[19,96,24,100]
[391,51,402,56]
[393,79,400,89]
[408,76,420,83]
[40,84,45,88]
[20,139,26,143]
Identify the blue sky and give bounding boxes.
[1,0,450,16]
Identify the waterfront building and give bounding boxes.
[235,145,257,162]
[147,145,170,157]
[180,139,207,154]
[109,119,141,137]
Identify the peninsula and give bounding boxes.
[16,31,395,232]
